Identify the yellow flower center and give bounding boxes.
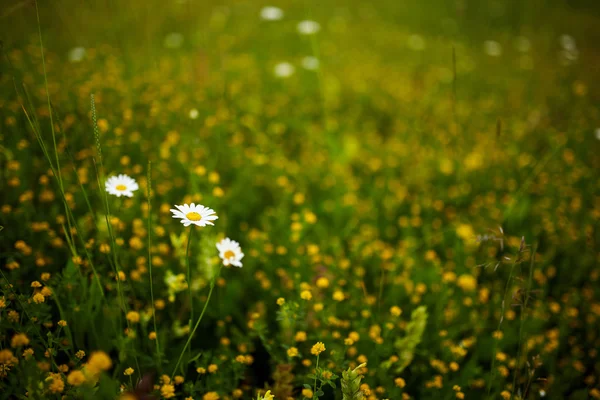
[186,212,202,221]
[224,250,235,259]
[115,184,127,191]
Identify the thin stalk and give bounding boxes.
[172,267,221,378]
[511,244,537,400]
[487,256,519,398]
[147,161,162,369]
[313,354,320,395]
[185,226,195,354]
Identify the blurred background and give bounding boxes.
[1,0,600,398]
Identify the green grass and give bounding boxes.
[1,0,600,399]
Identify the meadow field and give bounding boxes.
[1,0,600,399]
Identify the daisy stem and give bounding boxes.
[185,226,195,355]
[172,266,221,378]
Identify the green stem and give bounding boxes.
[172,267,221,378]
[313,354,319,397]
[487,256,519,399]
[185,226,195,355]
[147,161,162,371]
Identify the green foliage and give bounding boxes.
[0,0,599,399]
[393,306,428,374]
[341,363,366,400]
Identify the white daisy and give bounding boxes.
[301,56,320,70]
[105,174,139,198]
[297,20,320,35]
[260,6,284,21]
[274,62,295,78]
[483,40,502,57]
[216,238,244,267]
[170,203,218,227]
[407,34,426,51]
[68,47,86,63]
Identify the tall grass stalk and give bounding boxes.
[511,244,537,400]
[487,255,520,398]
[90,94,141,377]
[14,6,105,300]
[147,161,162,369]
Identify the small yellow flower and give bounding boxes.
[316,277,329,288]
[311,342,326,356]
[174,375,184,384]
[22,348,34,359]
[333,290,345,301]
[500,391,511,400]
[75,350,86,359]
[58,320,67,327]
[203,392,220,400]
[124,367,134,376]
[390,306,402,317]
[33,293,45,304]
[300,290,312,301]
[395,377,406,388]
[302,388,313,398]
[208,364,218,373]
[295,331,307,342]
[263,390,274,400]
[148,331,157,340]
[276,298,285,306]
[31,281,42,288]
[287,347,299,357]
[87,351,112,374]
[126,311,140,323]
[67,370,86,386]
[11,333,30,348]
[196,367,206,374]
[457,274,477,291]
[46,372,65,393]
[161,383,176,398]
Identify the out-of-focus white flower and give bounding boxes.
[274,62,295,78]
[260,6,284,21]
[170,203,218,227]
[189,109,199,119]
[105,174,139,198]
[539,390,546,397]
[301,56,320,70]
[407,34,426,51]
[216,238,244,267]
[515,36,531,53]
[595,128,600,140]
[297,20,320,35]
[560,34,576,51]
[68,47,86,63]
[484,40,502,57]
[164,33,184,49]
